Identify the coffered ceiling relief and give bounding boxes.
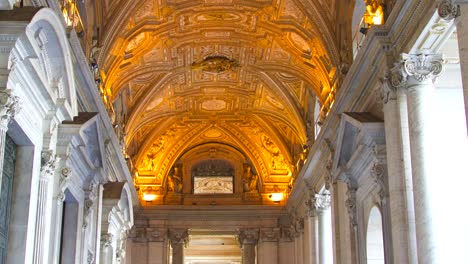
[97,0,345,205]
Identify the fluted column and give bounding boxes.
[168,229,189,264]
[33,150,59,264]
[238,229,259,264]
[392,53,444,263]
[0,89,19,194]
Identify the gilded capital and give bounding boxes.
[438,0,459,21]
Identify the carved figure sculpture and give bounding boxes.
[242,164,258,192]
[364,0,384,25]
[167,166,183,193]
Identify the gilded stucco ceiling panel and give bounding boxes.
[97,0,343,205]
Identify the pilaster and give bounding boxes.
[238,228,259,264]
[168,229,189,264]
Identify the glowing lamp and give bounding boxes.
[269,193,284,202]
[142,193,157,202]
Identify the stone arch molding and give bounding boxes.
[8,8,77,120]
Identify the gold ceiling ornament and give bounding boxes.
[191,55,240,74]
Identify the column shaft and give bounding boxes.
[382,82,415,263]
[303,215,318,264]
[406,78,439,263]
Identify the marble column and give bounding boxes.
[303,198,318,264]
[238,229,259,264]
[0,89,20,194]
[316,191,332,264]
[380,75,417,263]
[33,150,58,264]
[168,229,188,264]
[392,53,444,263]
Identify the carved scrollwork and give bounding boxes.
[438,0,459,21]
[100,233,114,249]
[0,89,20,129]
[259,228,280,242]
[238,229,259,245]
[168,229,189,246]
[345,183,358,227]
[370,162,386,202]
[401,53,445,83]
[315,190,331,211]
[40,150,59,179]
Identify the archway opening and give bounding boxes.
[366,206,384,264]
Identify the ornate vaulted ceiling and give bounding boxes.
[96,0,347,205]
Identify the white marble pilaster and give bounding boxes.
[33,150,58,264]
[258,228,279,264]
[168,229,188,264]
[146,227,169,264]
[238,229,259,264]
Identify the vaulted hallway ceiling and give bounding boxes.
[95,0,352,204]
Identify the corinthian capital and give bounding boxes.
[438,0,460,21]
[0,89,20,129]
[315,190,331,211]
[168,229,189,246]
[400,53,445,83]
[238,229,259,245]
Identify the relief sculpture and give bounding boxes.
[191,55,239,73]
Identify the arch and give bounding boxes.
[12,8,78,119]
[366,206,385,264]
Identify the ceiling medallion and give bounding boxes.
[191,55,239,73]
